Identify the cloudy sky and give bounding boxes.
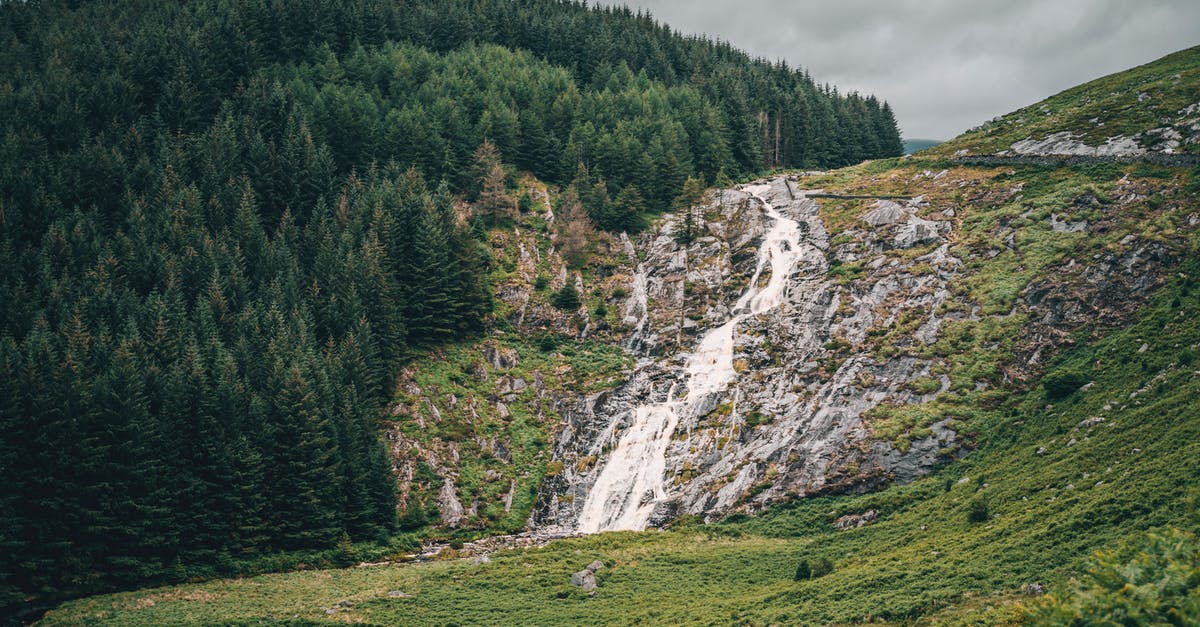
[607,0,1200,140]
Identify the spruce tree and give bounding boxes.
[673,177,706,245]
[477,163,515,224]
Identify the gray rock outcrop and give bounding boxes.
[528,170,1173,534]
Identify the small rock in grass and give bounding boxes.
[570,569,597,591]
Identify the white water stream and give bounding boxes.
[575,184,805,533]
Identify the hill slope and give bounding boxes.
[931,45,1200,158]
[40,45,1200,625]
[41,266,1200,624]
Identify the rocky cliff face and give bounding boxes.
[385,155,1189,535]
[532,164,1185,530]
[535,177,962,529]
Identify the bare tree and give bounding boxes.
[554,185,594,269]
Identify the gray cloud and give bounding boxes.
[605,0,1200,139]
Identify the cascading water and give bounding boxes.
[575,183,806,533]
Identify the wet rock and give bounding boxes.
[533,169,1173,536]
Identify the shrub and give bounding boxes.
[794,557,834,580]
[1042,368,1088,400]
[744,411,771,427]
[1023,528,1200,624]
[553,284,581,310]
[967,496,989,523]
[534,274,549,291]
[537,333,558,352]
[811,557,834,578]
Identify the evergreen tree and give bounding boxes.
[477,163,515,224]
[673,177,706,245]
[266,363,339,550]
[466,140,503,201]
[610,185,649,233]
[552,283,582,310]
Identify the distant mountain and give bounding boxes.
[902,138,943,154]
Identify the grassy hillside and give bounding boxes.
[41,253,1200,624]
[930,45,1200,156]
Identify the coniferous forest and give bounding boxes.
[0,0,902,609]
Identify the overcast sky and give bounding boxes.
[606,0,1200,140]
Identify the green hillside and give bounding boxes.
[931,45,1200,156]
[41,262,1200,624]
[40,47,1200,625]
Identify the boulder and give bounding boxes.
[833,509,879,530]
[570,569,597,591]
[482,342,520,370]
[894,215,943,249]
[862,200,908,227]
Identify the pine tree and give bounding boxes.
[477,163,515,224]
[552,283,582,310]
[466,139,503,201]
[611,185,648,233]
[265,362,339,550]
[673,176,706,245]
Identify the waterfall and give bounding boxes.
[575,182,805,533]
